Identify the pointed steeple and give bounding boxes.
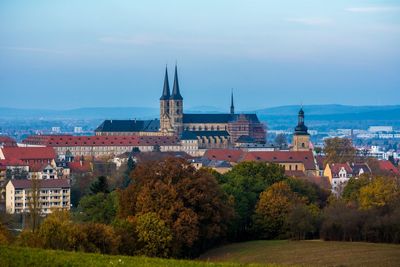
[171,65,183,100]
[160,66,170,100]
[230,90,235,115]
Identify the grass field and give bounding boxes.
[199,240,400,267]
[0,246,279,267]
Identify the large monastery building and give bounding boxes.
[96,66,267,149]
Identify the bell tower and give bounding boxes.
[169,65,184,135]
[160,66,173,132]
[292,108,310,151]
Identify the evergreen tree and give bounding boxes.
[122,157,136,188]
[90,176,109,194]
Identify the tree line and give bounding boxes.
[1,156,399,259]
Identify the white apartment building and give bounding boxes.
[6,179,70,214]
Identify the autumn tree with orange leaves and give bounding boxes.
[117,157,234,257]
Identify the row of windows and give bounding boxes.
[184,125,227,131]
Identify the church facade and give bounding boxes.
[96,65,267,149]
[158,65,266,148]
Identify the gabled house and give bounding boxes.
[324,163,353,195]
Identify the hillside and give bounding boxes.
[200,240,400,267]
[0,246,278,267]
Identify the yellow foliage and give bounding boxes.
[359,177,399,210]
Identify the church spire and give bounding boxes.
[294,107,308,135]
[171,64,183,100]
[230,89,235,115]
[160,66,170,100]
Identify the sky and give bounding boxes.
[0,0,399,110]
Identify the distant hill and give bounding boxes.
[1,105,399,130]
[0,107,159,120]
[255,104,400,116]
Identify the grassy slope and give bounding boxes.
[199,240,400,267]
[0,246,280,267]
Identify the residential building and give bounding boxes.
[6,179,71,214]
[324,163,353,195]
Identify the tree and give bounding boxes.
[37,210,84,251]
[219,161,286,240]
[75,191,117,224]
[112,219,138,256]
[118,157,234,257]
[135,212,173,258]
[71,172,95,208]
[253,181,303,239]
[285,177,330,208]
[342,176,370,203]
[287,204,320,240]
[359,177,399,210]
[274,133,287,148]
[320,201,364,241]
[27,174,41,233]
[90,176,110,194]
[323,137,356,164]
[122,157,136,188]
[81,223,120,254]
[0,223,12,245]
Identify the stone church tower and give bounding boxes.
[292,108,310,151]
[169,65,184,135]
[159,65,184,134]
[160,67,173,133]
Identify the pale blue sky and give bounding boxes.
[0,0,399,110]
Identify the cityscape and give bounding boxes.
[1,1,400,266]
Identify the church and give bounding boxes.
[96,65,267,149]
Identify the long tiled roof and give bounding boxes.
[1,147,56,161]
[22,135,179,147]
[95,119,160,132]
[182,113,260,124]
[10,179,70,189]
[0,136,17,147]
[242,151,317,170]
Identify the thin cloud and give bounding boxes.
[1,46,65,54]
[285,18,332,26]
[99,36,160,45]
[346,6,400,13]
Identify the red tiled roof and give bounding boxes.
[10,179,70,189]
[68,161,92,173]
[1,147,56,161]
[203,149,245,163]
[0,136,17,147]
[22,135,179,147]
[29,162,50,172]
[329,163,352,175]
[0,159,27,167]
[242,151,317,170]
[378,160,400,175]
